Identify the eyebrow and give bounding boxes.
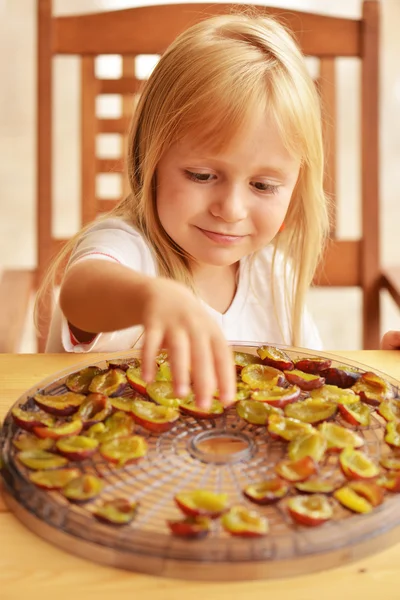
[185,158,291,179]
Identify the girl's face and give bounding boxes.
[156,108,300,270]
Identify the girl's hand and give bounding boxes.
[139,278,236,410]
[381,330,400,350]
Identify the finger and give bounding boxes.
[190,334,217,410]
[141,326,164,382]
[165,328,191,398]
[381,330,400,350]
[212,337,236,406]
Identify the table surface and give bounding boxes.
[1,351,400,600]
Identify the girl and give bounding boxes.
[37,13,389,410]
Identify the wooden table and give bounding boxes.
[1,351,400,600]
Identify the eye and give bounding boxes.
[251,181,280,194]
[184,170,215,183]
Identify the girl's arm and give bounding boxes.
[60,259,236,409]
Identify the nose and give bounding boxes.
[209,183,248,223]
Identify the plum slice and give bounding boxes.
[318,422,364,452]
[275,456,317,482]
[320,366,361,388]
[284,369,325,391]
[180,398,224,419]
[288,431,327,463]
[126,366,147,395]
[110,397,140,413]
[377,471,400,493]
[378,399,400,422]
[236,400,282,426]
[29,468,81,490]
[62,474,104,502]
[99,435,148,466]
[221,506,269,537]
[174,490,229,519]
[12,407,54,431]
[233,351,262,373]
[89,368,127,397]
[287,494,333,526]
[284,398,337,424]
[93,498,138,525]
[87,411,135,442]
[339,447,380,480]
[384,421,400,448]
[13,432,54,451]
[241,364,285,390]
[257,345,293,371]
[310,385,358,404]
[33,418,83,440]
[380,454,400,470]
[334,481,384,512]
[268,414,315,442]
[347,481,384,506]
[155,361,172,382]
[75,393,112,427]
[56,435,99,461]
[352,372,394,406]
[146,381,186,408]
[130,399,179,432]
[168,516,212,539]
[243,478,289,504]
[294,357,331,374]
[251,385,300,408]
[17,449,68,470]
[65,366,103,393]
[295,479,338,494]
[34,392,86,416]
[107,358,140,371]
[338,401,371,427]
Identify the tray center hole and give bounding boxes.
[188,429,255,464]
[196,435,248,456]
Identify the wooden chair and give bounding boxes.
[0,0,389,352]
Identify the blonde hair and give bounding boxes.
[36,11,329,345]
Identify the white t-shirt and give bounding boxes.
[46,218,322,353]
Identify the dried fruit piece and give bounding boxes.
[236,399,282,425]
[33,418,83,440]
[347,481,384,507]
[339,448,380,480]
[11,407,54,432]
[13,432,54,451]
[155,361,172,382]
[130,399,179,432]
[93,498,138,525]
[233,351,262,372]
[126,366,147,395]
[100,435,148,466]
[107,358,140,371]
[180,398,224,419]
[310,385,358,404]
[65,366,103,393]
[288,431,327,463]
[221,506,269,537]
[338,402,371,427]
[251,385,301,408]
[287,494,333,526]
[62,474,104,502]
[241,364,285,390]
[284,369,325,391]
[275,456,317,482]
[234,382,252,401]
[56,435,99,461]
[294,357,331,374]
[257,345,293,370]
[284,398,337,424]
[168,516,211,538]
[334,486,372,514]
[318,422,364,452]
[385,421,400,448]
[377,471,400,492]
[320,366,361,388]
[34,393,86,416]
[378,399,400,422]
[243,478,289,504]
[268,414,315,442]
[295,479,338,494]
[174,490,229,519]
[352,372,394,406]
[17,449,68,470]
[109,397,139,413]
[75,393,112,427]
[87,411,135,443]
[89,369,127,397]
[146,381,186,408]
[380,454,400,470]
[29,468,81,490]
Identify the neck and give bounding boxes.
[192,262,239,314]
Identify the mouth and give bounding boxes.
[196,227,247,245]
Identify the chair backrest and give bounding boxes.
[37,1,380,348]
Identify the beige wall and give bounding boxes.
[1,0,399,350]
